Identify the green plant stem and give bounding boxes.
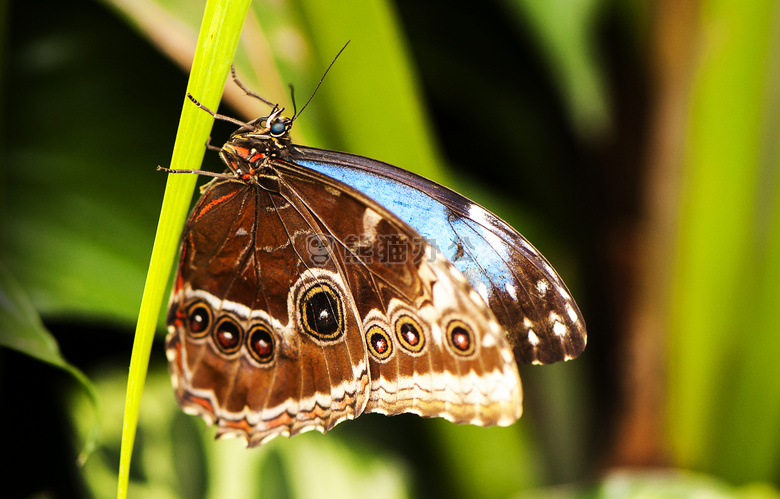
[116,1,252,497]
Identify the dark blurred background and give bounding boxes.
[2,0,779,497]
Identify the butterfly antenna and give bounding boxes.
[187,93,253,130]
[289,83,298,118]
[230,65,275,108]
[292,40,350,122]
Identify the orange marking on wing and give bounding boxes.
[172,306,187,328]
[223,418,253,433]
[174,270,184,293]
[193,190,239,223]
[264,411,296,429]
[169,337,184,373]
[301,405,330,419]
[190,395,216,414]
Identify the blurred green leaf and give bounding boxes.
[76,361,411,499]
[74,365,199,499]
[4,17,172,325]
[501,0,611,140]
[254,0,447,181]
[429,420,541,499]
[0,261,100,464]
[590,469,780,499]
[1,261,70,364]
[277,434,410,499]
[666,0,780,483]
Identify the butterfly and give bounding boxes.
[162,65,586,447]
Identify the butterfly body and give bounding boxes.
[165,97,585,447]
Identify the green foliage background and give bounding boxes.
[2,0,780,497]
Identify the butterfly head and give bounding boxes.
[266,113,292,138]
[218,105,294,179]
[235,105,293,144]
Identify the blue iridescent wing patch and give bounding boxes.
[291,146,586,365]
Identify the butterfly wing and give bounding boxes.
[167,162,522,446]
[166,178,372,446]
[288,146,587,365]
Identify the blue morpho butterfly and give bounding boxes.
[161,59,586,447]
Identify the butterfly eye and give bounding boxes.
[395,315,425,354]
[300,283,344,341]
[247,325,275,364]
[269,118,288,137]
[213,317,243,354]
[446,320,476,357]
[187,303,212,337]
[365,325,393,361]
